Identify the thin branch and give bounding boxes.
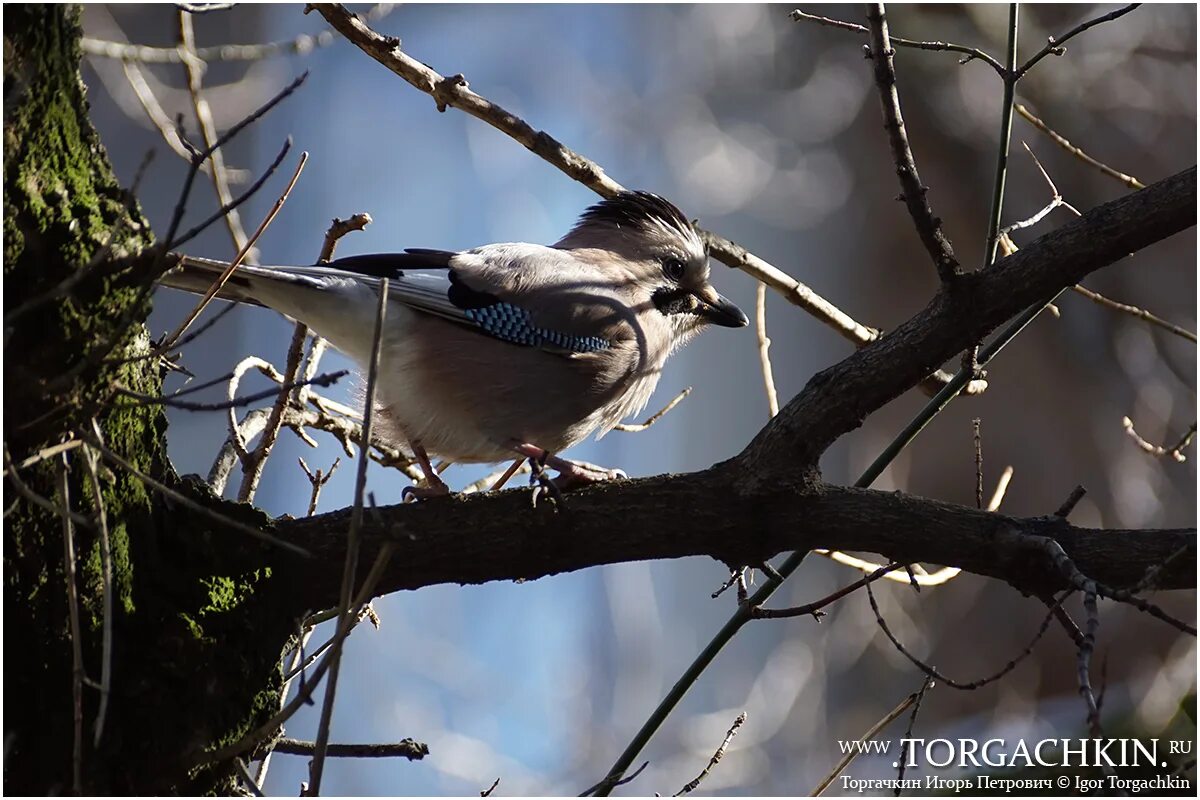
[580,761,650,797]
[307,278,389,795]
[1014,103,1145,189]
[179,9,250,252]
[983,5,1020,268]
[81,4,395,63]
[789,9,1006,76]
[298,457,341,517]
[893,678,935,795]
[4,446,95,530]
[1072,284,1196,343]
[1077,583,1103,735]
[237,325,310,503]
[750,562,902,620]
[233,758,266,797]
[81,427,114,749]
[57,455,85,796]
[162,150,308,351]
[1054,485,1088,518]
[120,60,250,182]
[113,370,347,411]
[1123,418,1197,463]
[866,3,961,283]
[755,282,780,417]
[1016,4,1142,78]
[810,684,926,796]
[612,387,693,433]
[274,737,428,760]
[675,712,747,796]
[170,135,293,251]
[866,581,1068,691]
[974,418,983,510]
[161,69,308,253]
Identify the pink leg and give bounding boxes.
[487,458,526,492]
[510,443,627,490]
[402,440,451,501]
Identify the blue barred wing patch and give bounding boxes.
[463,303,610,353]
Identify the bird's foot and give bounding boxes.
[510,443,627,502]
[546,458,627,490]
[402,475,451,502]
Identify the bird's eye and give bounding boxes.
[662,258,686,281]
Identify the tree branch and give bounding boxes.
[277,479,1193,615]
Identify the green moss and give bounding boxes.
[198,568,273,617]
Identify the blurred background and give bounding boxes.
[80,4,1195,795]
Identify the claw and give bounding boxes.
[401,478,451,502]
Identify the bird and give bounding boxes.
[161,190,748,497]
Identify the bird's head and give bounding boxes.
[556,191,748,335]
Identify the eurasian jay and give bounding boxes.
[161,191,748,496]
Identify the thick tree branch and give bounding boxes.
[276,478,1193,605]
[739,166,1195,477]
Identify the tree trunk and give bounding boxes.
[3,7,297,793]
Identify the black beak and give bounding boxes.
[694,289,748,328]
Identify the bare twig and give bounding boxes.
[82,4,395,63]
[307,278,389,795]
[1071,284,1196,343]
[162,150,309,352]
[579,761,650,797]
[750,562,902,620]
[119,60,250,182]
[4,446,95,530]
[12,439,84,472]
[1123,418,1197,463]
[893,677,935,795]
[58,455,85,795]
[811,684,927,796]
[755,283,779,417]
[298,457,341,517]
[1077,582,1103,734]
[789,9,1006,76]
[1054,485,1087,518]
[170,135,294,251]
[612,387,693,432]
[983,5,1020,268]
[1016,4,1142,78]
[81,426,114,749]
[1014,103,1145,190]
[866,3,961,283]
[973,418,983,510]
[274,737,428,760]
[114,370,347,411]
[813,550,961,588]
[675,712,747,796]
[865,580,1068,691]
[237,325,309,503]
[160,69,308,255]
[178,9,250,252]
[234,757,266,797]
